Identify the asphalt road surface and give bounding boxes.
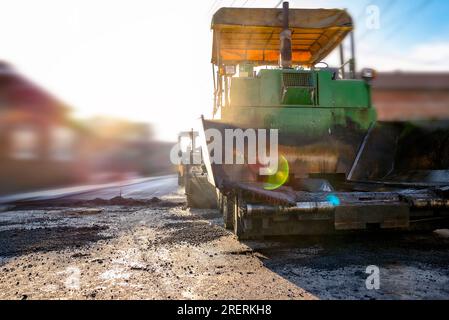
[60,175,179,201]
[1,175,449,300]
[0,175,179,204]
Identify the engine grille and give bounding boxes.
[282,72,313,87]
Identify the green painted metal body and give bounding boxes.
[223,69,376,136]
[212,68,377,180]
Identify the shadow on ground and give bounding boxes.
[242,233,449,299]
[190,207,449,299]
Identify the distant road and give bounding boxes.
[61,175,179,200]
[0,175,179,204]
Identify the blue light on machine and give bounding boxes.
[326,194,341,206]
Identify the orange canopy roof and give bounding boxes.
[211,7,353,67]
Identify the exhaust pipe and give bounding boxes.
[280,1,292,68]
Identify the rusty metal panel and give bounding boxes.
[335,204,409,230]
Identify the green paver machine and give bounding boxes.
[182,2,449,239]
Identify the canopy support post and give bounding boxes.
[280,1,292,69]
[350,31,356,79]
[339,44,346,79]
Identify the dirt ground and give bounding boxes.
[1,191,449,300]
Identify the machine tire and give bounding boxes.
[233,195,246,240]
[178,172,185,187]
[222,195,234,230]
[217,192,223,215]
[186,192,198,208]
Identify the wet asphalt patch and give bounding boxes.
[151,221,229,247]
[0,225,110,257]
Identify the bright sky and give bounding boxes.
[1,0,448,141]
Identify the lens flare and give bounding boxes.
[263,155,289,190]
[326,194,341,206]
